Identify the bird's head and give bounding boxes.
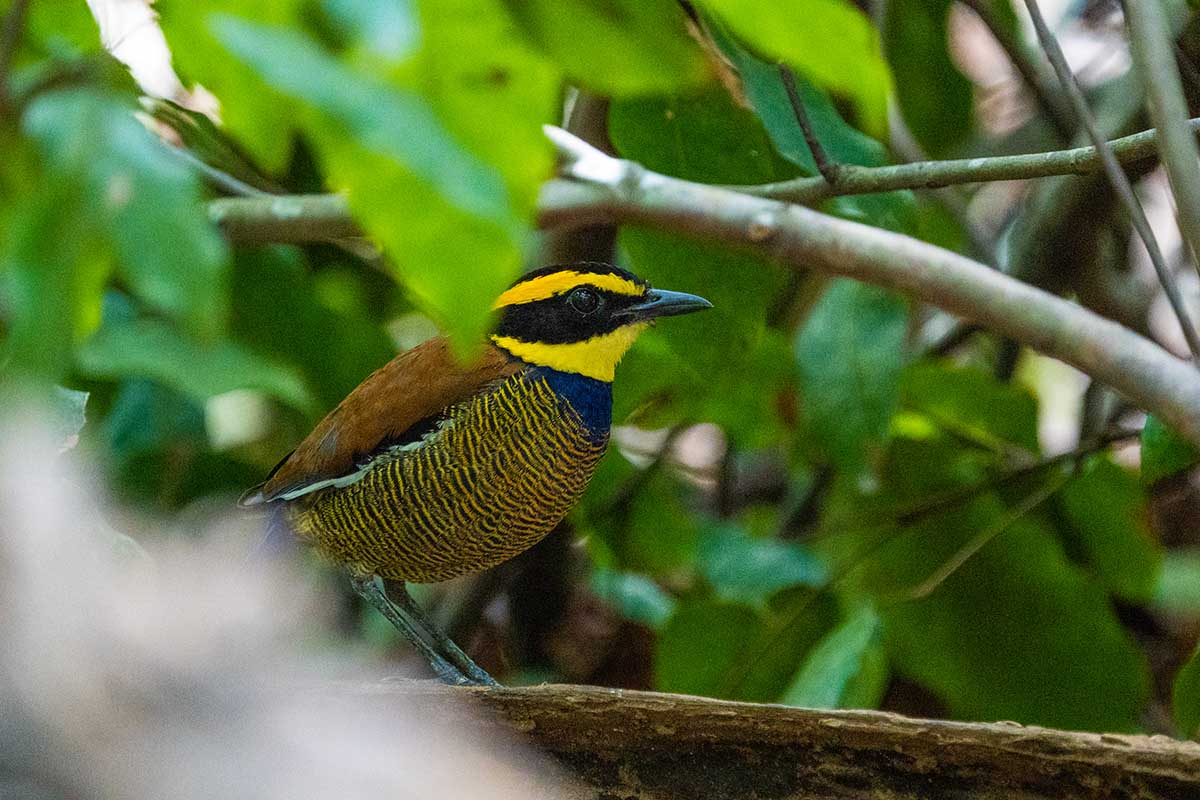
[490,263,712,382]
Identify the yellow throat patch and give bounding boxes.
[491,322,650,382]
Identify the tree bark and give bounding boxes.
[339,682,1200,800]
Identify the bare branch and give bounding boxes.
[1125,0,1200,283]
[540,126,1200,447]
[1020,0,1200,361]
[731,120,1200,203]
[777,63,840,185]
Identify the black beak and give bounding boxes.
[619,289,713,321]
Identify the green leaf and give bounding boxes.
[590,568,677,629]
[698,523,826,606]
[1058,457,1160,602]
[213,15,528,350]
[320,0,420,59]
[698,0,890,136]
[702,15,884,169]
[504,0,709,95]
[655,600,760,697]
[230,247,395,411]
[882,0,973,156]
[1175,645,1200,739]
[22,89,229,340]
[77,316,315,414]
[875,495,1149,731]
[782,605,885,709]
[1142,415,1200,484]
[655,591,837,701]
[415,0,560,217]
[794,279,910,473]
[610,87,795,441]
[157,0,304,171]
[899,361,1041,453]
[700,17,916,234]
[0,168,107,381]
[214,16,512,225]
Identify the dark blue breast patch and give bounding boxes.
[533,367,613,442]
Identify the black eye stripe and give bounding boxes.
[495,287,646,344]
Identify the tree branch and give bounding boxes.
[205,128,1200,447]
[538,126,1200,447]
[1125,0,1200,282]
[341,682,1200,800]
[205,122,1200,234]
[1020,0,1200,361]
[208,194,362,244]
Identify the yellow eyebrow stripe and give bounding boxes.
[493,271,644,308]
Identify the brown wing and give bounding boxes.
[242,338,521,504]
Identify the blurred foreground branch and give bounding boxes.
[343,682,1200,800]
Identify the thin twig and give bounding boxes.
[901,470,1071,600]
[956,0,1074,141]
[1021,0,1200,363]
[777,63,840,185]
[733,120,1200,204]
[1124,0,1200,285]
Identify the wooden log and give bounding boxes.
[338,682,1200,800]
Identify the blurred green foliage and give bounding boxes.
[2,0,1198,740]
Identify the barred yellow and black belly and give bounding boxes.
[284,371,607,583]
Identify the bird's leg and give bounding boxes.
[348,573,474,686]
[384,579,500,687]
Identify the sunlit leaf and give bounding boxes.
[698,0,890,136]
[157,0,304,171]
[213,15,527,350]
[504,0,709,95]
[23,89,228,340]
[214,16,512,224]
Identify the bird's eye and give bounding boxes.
[568,287,600,314]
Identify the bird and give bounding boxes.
[240,262,712,685]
